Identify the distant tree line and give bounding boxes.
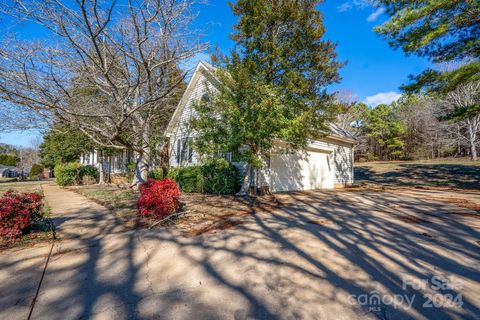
[342,0,479,162]
[336,83,480,161]
[0,154,20,167]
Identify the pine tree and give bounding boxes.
[192,0,341,192]
[375,0,480,93]
[362,104,405,160]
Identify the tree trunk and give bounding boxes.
[456,124,462,157]
[98,150,106,185]
[132,151,150,186]
[467,118,478,161]
[236,164,250,196]
[131,123,151,187]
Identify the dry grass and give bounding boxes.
[355,158,480,190]
[0,227,56,251]
[0,180,48,195]
[67,184,140,227]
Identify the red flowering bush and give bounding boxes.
[137,179,180,220]
[0,190,45,239]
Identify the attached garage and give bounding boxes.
[270,148,334,192]
[165,61,357,193]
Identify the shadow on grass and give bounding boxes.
[355,164,480,189]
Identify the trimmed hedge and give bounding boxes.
[202,158,239,194]
[157,159,239,194]
[176,166,204,193]
[167,167,180,181]
[55,163,100,186]
[54,162,82,186]
[149,167,166,180]
[80,165,98,180]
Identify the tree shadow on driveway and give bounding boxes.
[2,190,479,319]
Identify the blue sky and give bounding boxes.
[0,0,431,147]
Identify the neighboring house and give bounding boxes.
[79,150,135,174]
[165,62,357,192]
[0,165,21,178]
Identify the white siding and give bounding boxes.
[333,143,354,186]
[309,138,354,186]
[169,71,216,167]
[166,62,356,188]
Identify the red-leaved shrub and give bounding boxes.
[0,190,45,239]
[137,179,180,220]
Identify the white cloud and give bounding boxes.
[337,2,354,12]
[366,7,386,22]
[337,0,377,12]
[365,92,401,107]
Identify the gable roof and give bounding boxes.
[165,61,218,137]
[328,123,357,144]
[166,61,356,144]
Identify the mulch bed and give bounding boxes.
[175,193,284,236]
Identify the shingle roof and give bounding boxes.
[328,123,356,142]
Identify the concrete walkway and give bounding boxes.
[1,185,479,319]
[0,184,132,320]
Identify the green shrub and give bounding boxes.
[149,167,166,180]
[202,158,239,194]
[54,162,82,186]
[366,153,379,162]
[176,166,203,193]
[166,167,180,181]
[80,165,98,185]
[125,162,136,182]
[29,164,44,180]
[80,165,98,179]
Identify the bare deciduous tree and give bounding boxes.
[0,0,206,185]
[443,81,480,160]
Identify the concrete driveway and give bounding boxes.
[1,186,479,320]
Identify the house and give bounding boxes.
[0,165,21,178]
[80,61,356,191]
[165,62,356,192]
[79,150,135,174]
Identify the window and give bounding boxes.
[181,139,188,164]
[176,139,181,164]
[201,93,210,103]
[177,138,194,165]
[188,140,193,163]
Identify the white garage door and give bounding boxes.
[270,150,334,192]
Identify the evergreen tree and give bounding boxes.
[362,104,405,160]
[39,125,94,168]
[192,0,341,192]
[375,0,480,93]
[0,154,20,167]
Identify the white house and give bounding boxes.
[80,150,135,174]
[165,61,356,192]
